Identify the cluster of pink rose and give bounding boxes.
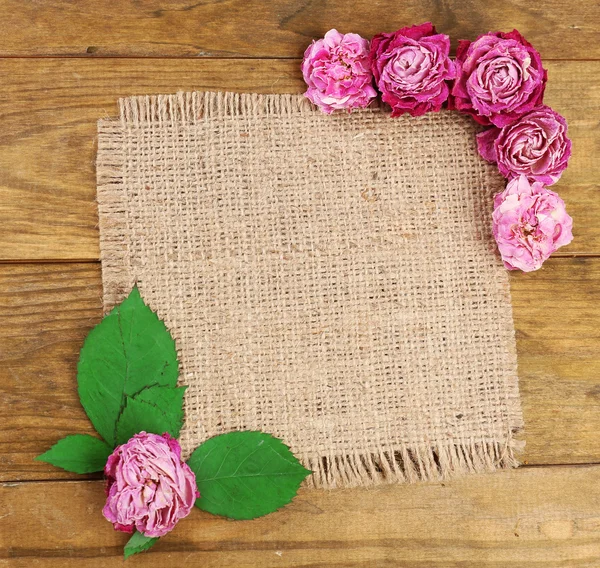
[302,24,573,272]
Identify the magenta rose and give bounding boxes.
[492,175,573,272]
[450,30,547,127]
[102,432,199,538]
[477,105,571,185]
[302,29,377,114]
[369,22,456,117]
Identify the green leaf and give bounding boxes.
[124,531,158,559]
[187,431,311,520]
[115,396,178,445]
[77,286,179,446]
[35,434,112,474]
[133,384,187,435]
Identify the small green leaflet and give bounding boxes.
[115,385,187,444]
[124,531,158,559]
[35,434,113,474]
[77,286,179,446]
[116,395,179,445]
[133,384,187,435]
[187,431,311,520]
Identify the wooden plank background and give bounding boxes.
[0,59,598,260]
[0,0,598,58]
[1,1,599,566]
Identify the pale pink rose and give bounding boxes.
[477,105,571,185]
[102,432,198,538]
[302,29,377,114]
[450,30,547,127]
[369,22,456,117]
[492,175,573,272]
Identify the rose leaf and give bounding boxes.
[77,286,179,446]
[124,531,159,559]
[187,431,311,520]
[35,434,113,474]
[115,396,179,445]
[132,384,187,436]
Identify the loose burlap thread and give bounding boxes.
[97,92,523,489]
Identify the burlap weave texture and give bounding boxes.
[97,92,523,489]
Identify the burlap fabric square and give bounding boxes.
[97,92,523,489]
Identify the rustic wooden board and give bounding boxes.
[2,465,600,566]
[2,259,599,482]
[0,263,103,482]
[0,0,598,59]
[1,1,598,565]
[0,59,597,261]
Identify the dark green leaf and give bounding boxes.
[187,431,311,520]
[115,396,177,445]
[77,286,179,445]
[133,384,187,436]
[124,531,158,559]
[35,434,112,474]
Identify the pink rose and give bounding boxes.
[102,432,198,538]
[492,175,573,272]
[302,29,377,114]
[450,30,547,127]
[369,22,456,117]
[477,105,571,185]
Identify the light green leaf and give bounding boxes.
[187,431,311,520]
[133,384,187,436]
[115,396,177,445]
[124,531,158,559]
[35,434,112,474]
[77,286,179,446]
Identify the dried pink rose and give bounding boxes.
[492,175,573,272]
[369,22,456,117]
[302,29,377,114]
[450,30,547,127]
[477,105,571,185]
[102,432,198,538]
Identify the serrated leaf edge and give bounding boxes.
[115,395,174,444]
[189,431,312,520]
[35,434,113,474]
[130,392,185,437]
[76,286,180,445]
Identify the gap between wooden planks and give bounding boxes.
[1,466,600,567]
[0,0,597,59]
[1,258,599,483]
[0,58,598,261]
[0,3,598,565]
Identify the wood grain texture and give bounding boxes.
[0,58,598,261]
[0,264,103,481]
[0,0,598,59]
[511,258,600,464]
[2,259,599,482]
[0,59,301,262]
[0,2,597,565]
[2,466,600,566]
